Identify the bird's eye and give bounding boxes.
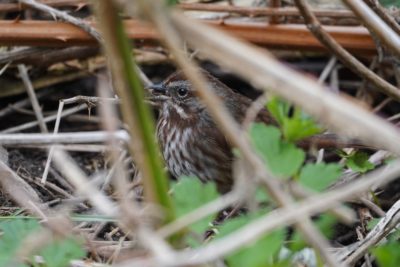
[177,87,188,98]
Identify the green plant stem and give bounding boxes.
[91,0,174,223]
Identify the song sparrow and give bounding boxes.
[147,70,273,193]
[147,70,364,193]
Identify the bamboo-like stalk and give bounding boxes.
[91,1,174,223]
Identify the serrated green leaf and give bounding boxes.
[282,117,321,143]
[39,238,85,267]
[217,212,285,267]
[345,151,374,173]
[299,163,342,192]
[0,219,85,267]
[250,124,305,178]
[266,97,290,126]
[266,97,321,142]
[171,177,219,234]
[0,219,39,267]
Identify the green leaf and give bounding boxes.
[171,177,219,234]
[166,0,179,5]
[345,151,374,173]
[39,238,85,267]
[282,116,321,142]
[379,0,400,7]
[266,97,291,126]
[299,163,342,192]
[290,214,336,251]
[0,219,85,267]
[250,124,305,178]
[0,219,39,267]
[372,242,400,267]
[255,188,270,203]
[266,97,321,142]
[217,212,285,267]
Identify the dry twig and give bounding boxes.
[342,0,400,58]
[294,0,400,102]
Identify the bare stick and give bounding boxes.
[179,3,357,18]
[41,95,119,183]
[0,90,47,118]
[41,101,64,183]
[18,64,49,133]
[157,191,240,238]
[0,160,46,215]
[0,130,129,145]
[342,0,400,58]
[52,148,117,216]
[1,104,87,133]
[6,144,108,152]
[318,56,337,84]
[20,0,102,42]
[341,199,400,264]
[242,93,268,130]
[19,0,151,86]
[294,0,400,102]
[363,0,400,36]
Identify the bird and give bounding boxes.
[147,69,365,193]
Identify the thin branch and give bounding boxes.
[1,104,87,133]
[0,160,46,215]
[0,89,47,118]
[318,56,337,84]
[41,100,64,183]
[157,191,241,238]
[20,0,151,87]
[364,0,400,36]
[0,0,86,12]
[179,3,356,18]
[294,0,400,102]
[0,130,129,145]
[341,199,400,264]
[17,64,49,133]
[20,0,102,42]
[52,148,117,216]
[342,0,400,58]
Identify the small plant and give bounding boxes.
[0,218,85,267]
[169,98,348,266]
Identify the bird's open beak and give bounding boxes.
[146,83,166,94]
[145,83,169,105]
